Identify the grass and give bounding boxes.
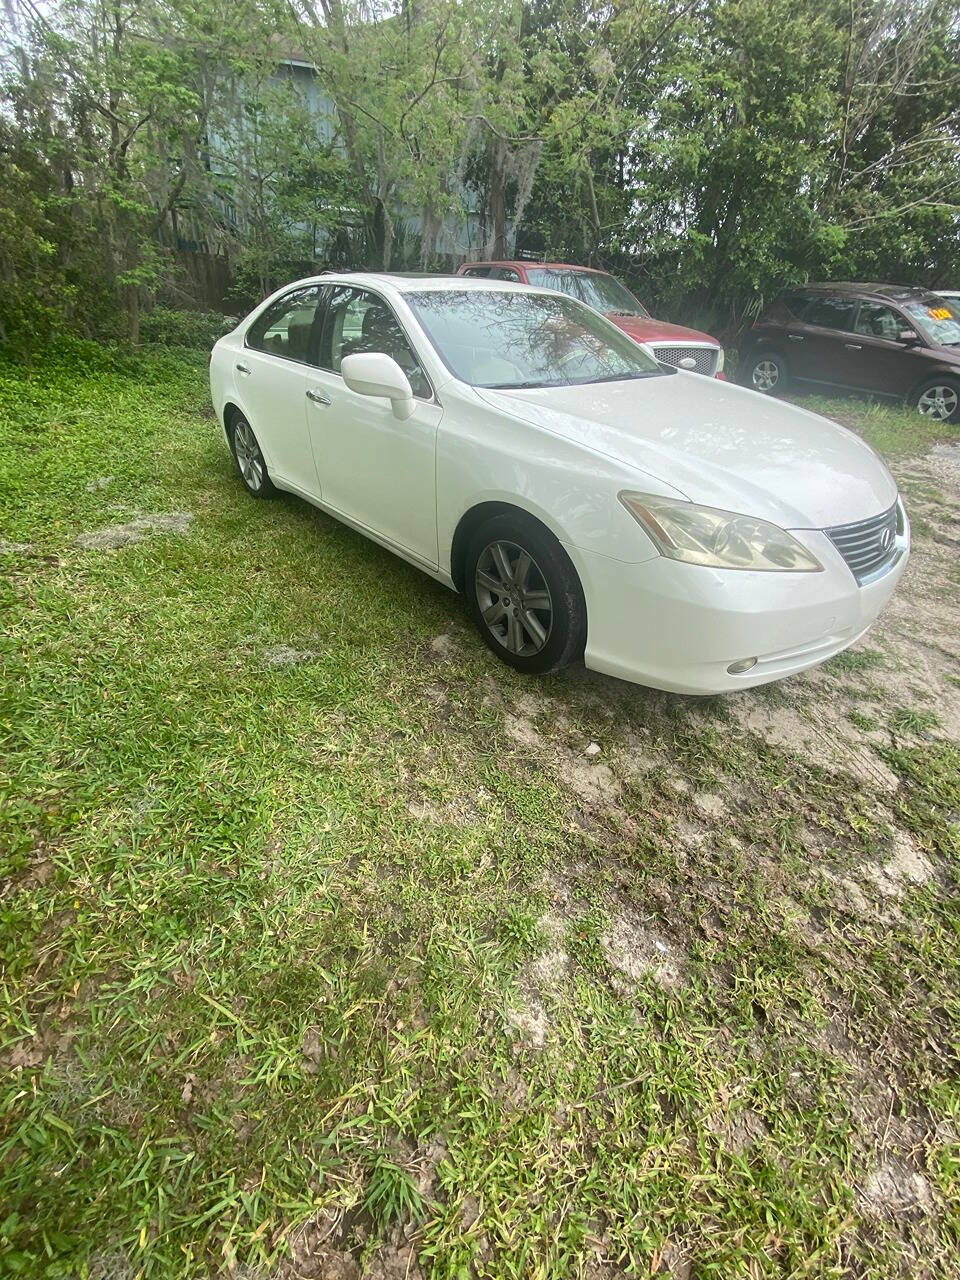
[1,344,959,1279]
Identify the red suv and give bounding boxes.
[456,261,724,377]
[740,283,960,422]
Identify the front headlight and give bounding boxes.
[619,492,823,572]
[715,348,725,373]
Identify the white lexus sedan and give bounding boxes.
[209,274,909,694]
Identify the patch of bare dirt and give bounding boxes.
[75,511,194,549]
[859,1159,935,1217]
[263,644,320,667]
[601,904,682,992]
[428,633,459,662]
[732,697,901,792]
[862,830,934,899]
[505,692,621,807]
[407,792,484,827]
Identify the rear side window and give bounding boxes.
[493,268,522,282]
[526,268,583,299]
[797,294,856,331]
[246,286,323,360]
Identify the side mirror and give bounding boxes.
[341,352,415,420]
[898,329,919,345]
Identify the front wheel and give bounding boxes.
[465,514,586,675]
[745,352,788,395]
[913,377,960,424]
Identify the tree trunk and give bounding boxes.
[488,138,507,259]
[126,284,140,345]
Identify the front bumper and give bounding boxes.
[567,524,909,695]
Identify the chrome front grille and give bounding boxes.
[825,502,900,583]
[651,344,719,376]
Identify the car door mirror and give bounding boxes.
[898,329,919,345]
[341,352,415,420]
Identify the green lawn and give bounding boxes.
[1,344,959,1279]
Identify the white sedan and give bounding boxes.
[209,274,909,694]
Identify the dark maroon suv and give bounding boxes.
[740,283,960,422]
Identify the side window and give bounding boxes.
[462,267,491,278]
[318,287,431,400]
[799,294,856,332]
[526,269,583,300]
[854,303,908,341]
[246,286,322,361]
[494,268,522,282]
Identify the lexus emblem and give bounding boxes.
[879,527,892,550]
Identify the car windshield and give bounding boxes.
[404,289,665,389]
[903,298,960,346]
[526,268,648,317]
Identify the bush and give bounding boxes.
[139,307,236,349]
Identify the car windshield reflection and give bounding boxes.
[404,289,668,390]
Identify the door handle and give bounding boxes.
[306,389,332,406]
[844,343,862,350]
[236,362,251,374]
[787,334,804,342]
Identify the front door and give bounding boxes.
[236,284,325,496]
[845,302,930,398]
[305,285,441,567]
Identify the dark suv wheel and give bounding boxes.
[913,377,960,423]
[464,513,586,674]
[744,352,788,395]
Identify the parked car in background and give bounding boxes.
[740,283,960,422]
[456,261,724,378]
[210,273,908,695]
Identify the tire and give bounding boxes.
[911,376,960,424]
[464,513,587,675]
[744,351,788,396]
[229,412,277,497]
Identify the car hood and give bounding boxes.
[609,315,721,347]
[475,374,898,528]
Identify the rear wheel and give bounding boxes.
[230,413,277,497]
[746,352,788,395]
[913,377,960,424]
[464,513,586,675]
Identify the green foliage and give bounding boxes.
[361,1155,426,1230]
[2,0,959,342]
[139,307,236,348]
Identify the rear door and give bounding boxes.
[787,293,858,386]
[238,284,326,495]
[846,302,929,397]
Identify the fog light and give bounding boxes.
[727,657,758,674]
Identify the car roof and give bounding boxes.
[789,281,943,304]
[463,261,609,275]
[297,271,536,295]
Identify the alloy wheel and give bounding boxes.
[751,360,780,393]
[917,385,958,421]
[475,540,553,656]
[234,419,264,489]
